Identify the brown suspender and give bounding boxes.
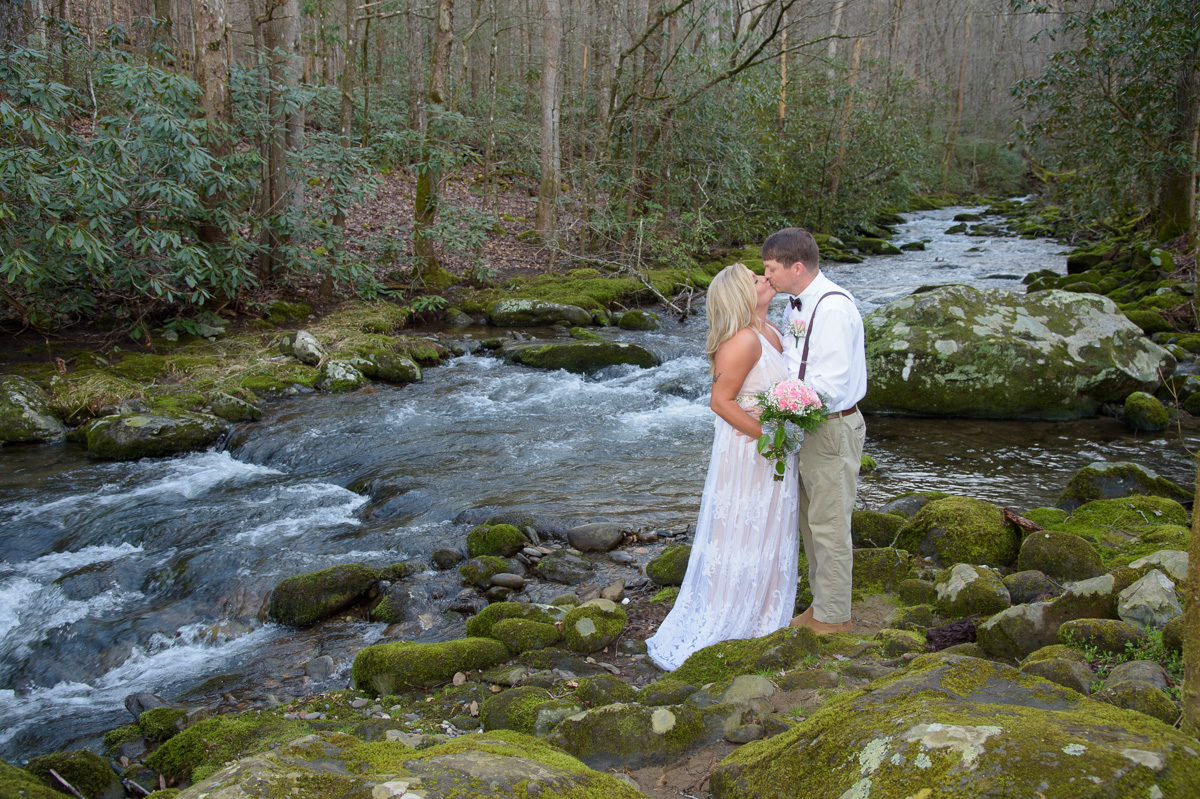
[797,291,850,381]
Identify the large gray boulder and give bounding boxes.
[488,300,593,327]
[709,653,1200,798]
[0,375,67,442]
[863,287,1174,419]
[84,412,227,460]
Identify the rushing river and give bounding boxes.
[2,207,1197,761]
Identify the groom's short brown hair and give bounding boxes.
[762,228,819,273]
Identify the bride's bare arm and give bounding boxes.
[710,328,764,441]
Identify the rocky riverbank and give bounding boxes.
[4,459,1196,798]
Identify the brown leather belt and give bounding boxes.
[828,405,858,418]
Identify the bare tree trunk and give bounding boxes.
[1158,33,1200,245]
[259,0,303,282]
[826,0,846,78]
[535,0,562,239]
[412,0,455,284]
[484,0,499,211]
[152,0,172,66]
[826,36,864,201]
[941,6,973,188]
[194,0,231,249]
[339,0,357,149]
[777,7,788,141]
[360,11,372,146]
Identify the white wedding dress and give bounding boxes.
[647,330,799,671]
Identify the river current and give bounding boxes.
[2,207,1197,761]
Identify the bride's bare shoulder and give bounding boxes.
[715,327,761,363]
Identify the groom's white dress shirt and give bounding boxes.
[781,271,867,414]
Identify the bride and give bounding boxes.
[646,263,800,671]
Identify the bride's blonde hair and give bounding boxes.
[705,263,757,374]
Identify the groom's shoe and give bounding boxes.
[804,617,853,634]
[787,607,815,628]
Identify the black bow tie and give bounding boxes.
[789,297,803,311]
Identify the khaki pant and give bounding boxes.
[796,409,866,624]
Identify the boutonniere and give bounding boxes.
[788,319,807,346]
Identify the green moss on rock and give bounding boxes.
[466,524,526,557]
[895,496,1020,568]
[139,707,188,742]
[673,626,819,685]
[267,564,379,627]
[490,618,562,654]
[646,544,691,586]
[574,674,637,707]
[708,653,1200,798]
[464,601,558,639]
[1097,680,1180,725]
[85,411,226,460]
[351,637,510,695]
[1055,461,1191,513]
[506,340,661,373]
[1123,391,1170,432]
[457,555,511,587]
[1058,618,1148,655]
[0,760,60,799]
[850,510,904,548]
[23,750,120,799]
[1017,529,1105,581]
[562,599,627,653]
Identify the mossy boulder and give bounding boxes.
[875,628,927,657]
[267,564,379,627]
[862,287,1174,419]
[505,340,661,374]
[574,673,637,707]
[895,496,1019,568]
[646,543,691,586]
[466,523,527,557]
[359,350,421,383]
[207,392,263,422]
[317,359,368,392]
[0,375,68,442]
[1002,570,1064,604]
[617,309,662,330]
[1055,460,1191,513]
[165,729,642,799]
[1123,308,1174,335]
[0,760,60,799]
[851,509,905,548]
[1057,618,1148,655]
[1046,496,1190,565]
[1016,529,1105,582]
[897,578,938,605]
[884,604,936,632]
[84,411,227,460]
[351,637,510,695]
[488,299,593,327]
[562,599,627,653]
[852,547,914,591]
[1096,680,1180,725]
[1117,569,1183,629]
[1019,657,1094,695]
[933,563,1011,619]
[480,686,579,736]
[568,326,602,341]
[23,750,122,799]
[857,237,903,255]
[1123,391,1170,432]
[265,300,312,324]
[465,601,559,638]
[637,679,700,706]
[672,626,819,685]
[975,601,1061,660]
[534,549,594,584]
[139,706,189,741]
[708,653,1200,798]
[490,618,562,654]
[546,701,745,771]
[458,555,516,587]
[1161,613,1185,655]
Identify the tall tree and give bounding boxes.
[258,0,304,281]
[534,0,562,239]
[193,0,231,249]
[412,0,456,285]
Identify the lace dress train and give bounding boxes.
[646,332,799,671]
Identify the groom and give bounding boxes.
[762,228,867,634]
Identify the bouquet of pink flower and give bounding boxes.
[754,378,827,480]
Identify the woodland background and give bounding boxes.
[0,0,1196,335]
